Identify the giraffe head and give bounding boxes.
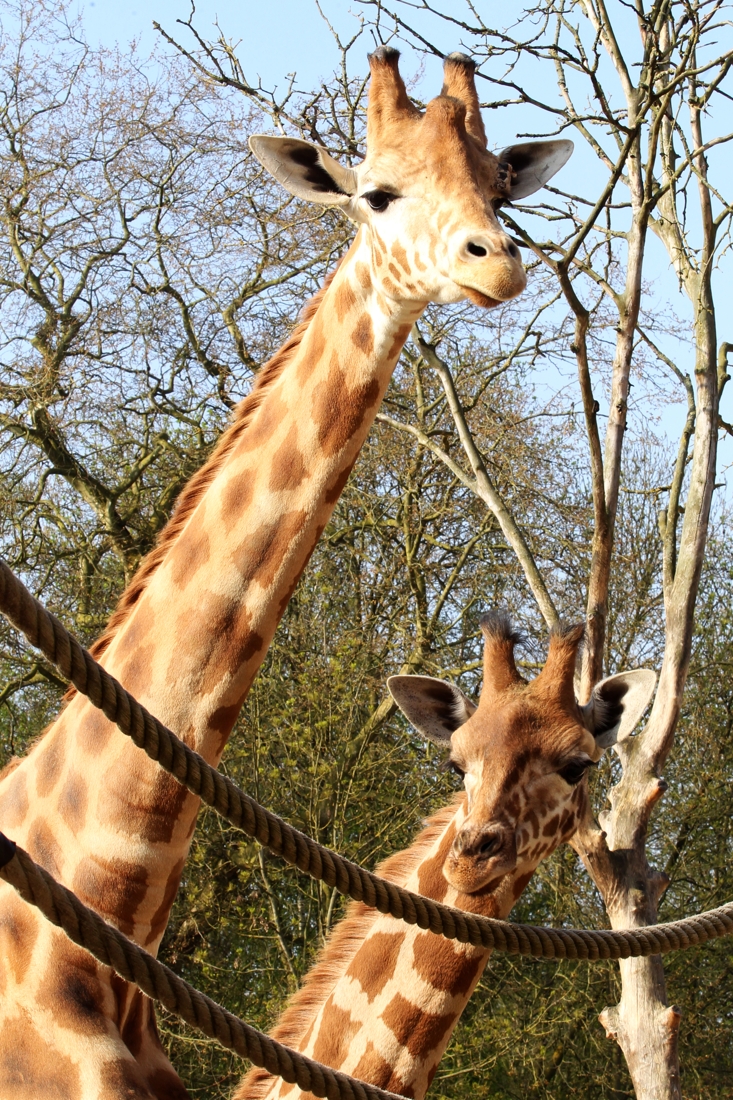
[249,48,572,308]
[389,615,655,895]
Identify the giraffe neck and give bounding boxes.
[235,797,533,1100]
[0,228,424,949]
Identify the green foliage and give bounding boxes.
[2,4,733,1098]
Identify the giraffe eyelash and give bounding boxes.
[558,757,596,785]
[363,189,399,211]
[441,758,466,781]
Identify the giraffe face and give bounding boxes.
[388,616,656,897]
[350,100,527,307]
[444,691,597,893]
[250,49,573,309]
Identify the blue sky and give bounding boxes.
[79,0,371,88]
[75,0,733,483]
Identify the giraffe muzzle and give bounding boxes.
[444,820,518,893]
[452,235,527,305]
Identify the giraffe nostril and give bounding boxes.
[507,241,519,259]
[478,833,501,858]
[466,241,487,258]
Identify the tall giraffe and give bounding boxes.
[236,617,656,1100]
[0,49,574,1099]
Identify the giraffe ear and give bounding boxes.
[496,139,574,201]
[581,669,657,749]
[249,135,357,205]
[388,675,477,745]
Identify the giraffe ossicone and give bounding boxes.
[0,48,578,1099]
[236,615,656,1100]
[250,48,574,310]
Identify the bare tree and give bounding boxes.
[3,1,733,1095]
[347,2,733,1095]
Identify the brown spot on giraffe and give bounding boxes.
[146,856,186,947]
[0,1015,81,1099]
[560,807,576,836]
[415,820,457,901]
[0,892,39,985]
[512,871,534,901]
[231,510,308,591]
[275,527,323,618]
[355,261,371,288]
[118,642,156,699]
[391,242,412,274]
[311,996,361,1067]
[411,932,484,996]
[35,730,63,797]
[27,818,63,878]
[208,700,246,756]
[351,313,374,356]
[170,526,211,589]
[38,941,109,1036]
[73,854,149,936]
[334,280,357,321]
[351,1044,413,1097]
[58,770,89,834]
[77,703,115,757]
[111,973,145,1055]
[100,1057,159,1098]
[219,475,255,534]
[346,929,406,1002]
[237,390,289,453]
[351,1041,395,1089]
[381,992,458,1058]
[307,311,327,363]
[173,595,265,698]
[0,769,29,828]
[311,365,381,457]
[269,429,308,493]
[98,761,191,847]
[381,275,401,296]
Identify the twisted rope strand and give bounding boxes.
[3,556,733,959]
[0,840,404,1100]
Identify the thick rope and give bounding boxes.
[0,838,404,1100]
[2,556,733,960]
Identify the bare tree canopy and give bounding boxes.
[1,0,733,1097]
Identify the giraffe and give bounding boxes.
[236,616,656,1100]
[0,48,575,1099]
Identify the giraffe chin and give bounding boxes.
[443,857,517,896]
[460,286,502,309]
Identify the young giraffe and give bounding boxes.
[0,49,574,1099]
[237,617,655,1100]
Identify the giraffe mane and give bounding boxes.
[73,263,342,683]
[234,796,463,1100]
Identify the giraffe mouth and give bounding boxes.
[444,851,518,895]
[460,286,501,309]
[467,872,506,897]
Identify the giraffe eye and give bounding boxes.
[364,189,397,212]
[446,759,465,782]
[558,758,593,786]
